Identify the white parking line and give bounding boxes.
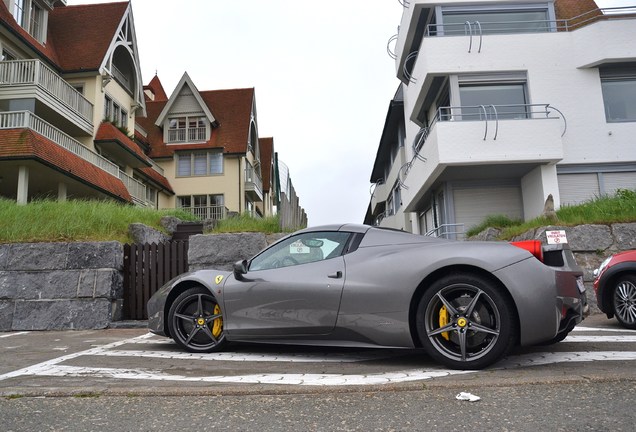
[573,326,636,333]
[2,330,636,386]
[0,332,30,339]
[564,335,636,342]
[96,349,401,363]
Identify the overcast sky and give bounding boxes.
[67,0,631,226]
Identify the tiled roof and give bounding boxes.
[137,82,255,158]
[0,128,132,202]
[49,2,128,72]
[137,167,174,194]
[95,121,151,166]
[144,75,168,101]
[259,137,274,192]
[0,2,128,73]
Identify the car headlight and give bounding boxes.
[594,256,613,278]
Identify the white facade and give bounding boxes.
[369,0,636,236]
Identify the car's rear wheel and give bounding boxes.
[168,286,227,353]
[612,275,636,330]
[416,273,517,370]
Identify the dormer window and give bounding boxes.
[168,116,206,143]
[13,0,48,43]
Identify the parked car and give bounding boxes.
[147,224,586,370]
[594,250,636,329]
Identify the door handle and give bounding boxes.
[328,271,342,279]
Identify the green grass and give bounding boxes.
[0,198,198,244]
[211,213,284,234]
[468,189,636,240]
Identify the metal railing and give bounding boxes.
[0,110,148,204]
[245,165,263,196]
[168,127,206,143]
[426,223,465,240]
[0,60,94,123]
[180,205,228,221]
[414,103,566,153]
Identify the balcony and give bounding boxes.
[402,104,565,210]
[179,205,228,221]
[0,60,94,134]
[0,111,149,206]
[396,5,636,85]
[245,165,263,201]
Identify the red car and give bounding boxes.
[593,250,636,329]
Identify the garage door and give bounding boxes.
[558,173,600,205]
[603,172,636,195]
[454,186,523,231]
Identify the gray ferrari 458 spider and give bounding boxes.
[148,224,587,370]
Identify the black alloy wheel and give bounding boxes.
[168,286,227,353]
[612,275,636,330]
[416,273,517,370]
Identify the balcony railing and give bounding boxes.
[426,223,465,240]
[168,127,206,143]
[179,205,228,221]
[413,103,566,155]
[245,164,263,200]
[425,7,636,37]
[0,60,94,124]
[0,110,148,205]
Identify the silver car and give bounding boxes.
[147,224,586,370]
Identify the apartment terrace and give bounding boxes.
[0,110,151,205]
[0,59,94,134]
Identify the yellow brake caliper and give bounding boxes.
[211,304,223,338]
[439,305,450,340]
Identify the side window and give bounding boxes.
[249,232,351,271]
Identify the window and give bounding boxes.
[29,2,43,41]
[440,4,552,36]
[176,151,223,176]
[168,116,206,143]
[457,73,529,120]
[249,232,352,271]
[600,64,636,122]
[13,0,25,26]
[104,95,128,128]
[388,182,402,216]
[1,49,16,61]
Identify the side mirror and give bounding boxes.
[233,259,248,280]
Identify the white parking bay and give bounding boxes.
[1,324,636,387]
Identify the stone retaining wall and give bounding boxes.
[0,242,123,331]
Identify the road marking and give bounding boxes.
[2,330,636,386]
[573,326,636,333]
[96,349,402,363]
[564,335,636,342]
[0,333,154,382]
[0,332,30,339]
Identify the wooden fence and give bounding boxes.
[123,241,189,320]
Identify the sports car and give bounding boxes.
[147,224,587,370]
[594,250,636,329]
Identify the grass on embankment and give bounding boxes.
[466,189,636,240]
[0,198,197,244]
[211,213,284,234]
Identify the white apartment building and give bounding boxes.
[367,0,636,237]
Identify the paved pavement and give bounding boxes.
[1,313,635,397]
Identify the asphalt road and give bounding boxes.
[1,313,635,431]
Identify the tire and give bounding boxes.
[168,286,227,353]
[416,273,518,370]
[612,275,636,330]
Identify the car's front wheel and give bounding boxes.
[612,275,636,330]
[416,273,517,370]
[168,286,227,353]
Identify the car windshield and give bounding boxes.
[249,231,351,271]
